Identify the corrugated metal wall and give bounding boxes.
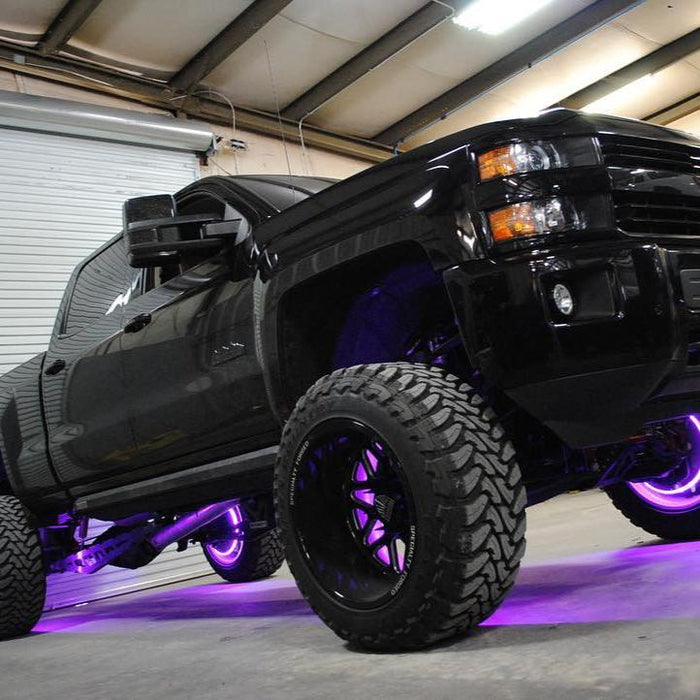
[0,125,215,608]
[0,127,199,375]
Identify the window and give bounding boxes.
[64,237,139,335]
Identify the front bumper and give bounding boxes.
[445,240,700,448]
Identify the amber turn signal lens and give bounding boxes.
[488,202,538,242]
[478,146,518,181]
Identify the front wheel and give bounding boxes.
[275,363,527,650]
[0,496,46,639]
[201,504,284,583]
[606,415,700,541]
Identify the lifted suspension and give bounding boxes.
[50,499,239,575]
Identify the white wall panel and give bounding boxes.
[0,127,198,375]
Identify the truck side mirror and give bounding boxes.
[123,194,242,268]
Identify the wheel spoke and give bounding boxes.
[362,448,380,476]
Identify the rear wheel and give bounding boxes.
[201,504,284,583]
[606,415,700,541]
[275,363,527,650]
[0,496,46,639]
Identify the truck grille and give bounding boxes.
[599,134,700,175]
[613,191,700,236]
[601,134,700,236]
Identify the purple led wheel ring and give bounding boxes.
[629,415,700,512]
[204,504,244,567]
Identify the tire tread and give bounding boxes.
[275,362,526,650]
[0,495,46,638]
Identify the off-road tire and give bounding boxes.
[275,363,527,650]
[202,528,285,583]
[605,484,700,541]
[0,496,46,638]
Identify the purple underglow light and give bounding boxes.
[205,505,244,568]
[36,536,700,637]
[353,489,375,506]
[629,415,700,511]
[354,509,369,529]
[354,462,368,482]
[482,540,700,627]
[375,545,391,566]
[364,449,378,474]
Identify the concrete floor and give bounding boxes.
[2,490,700,700]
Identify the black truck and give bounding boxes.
[2,108,700,650]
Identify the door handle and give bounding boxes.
[45,359,66,376]
[124,313,152,334]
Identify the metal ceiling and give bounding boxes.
[0,0,698,162]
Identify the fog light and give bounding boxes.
[552,283,574,316]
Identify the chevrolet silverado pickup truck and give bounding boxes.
[2,108,700,650]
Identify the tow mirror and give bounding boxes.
[123,194,242,268]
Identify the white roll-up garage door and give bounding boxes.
[0,125,217,609]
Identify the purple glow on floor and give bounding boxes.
[484,540,700,626]
[34,577,313,634]
[34,540,700,637]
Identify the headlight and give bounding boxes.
[488,197,583,243]
[477,137,599,182]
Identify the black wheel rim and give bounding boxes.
[289,418,416,609]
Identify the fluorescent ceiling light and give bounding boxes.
[453,0,556,35]
[582,74,655,114]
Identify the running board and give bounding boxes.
[74,446,278,520]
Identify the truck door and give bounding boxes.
[119,197,277,474]
[41,236,137,490]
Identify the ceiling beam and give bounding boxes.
[37,0,103,55]
[555,26,700,110]
[0,44,394,162]
[281,1,457,122]
[645,92,700,126]
[169,0,292,94]
[374,0,642,145]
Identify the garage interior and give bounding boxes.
[1,0,700,698]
